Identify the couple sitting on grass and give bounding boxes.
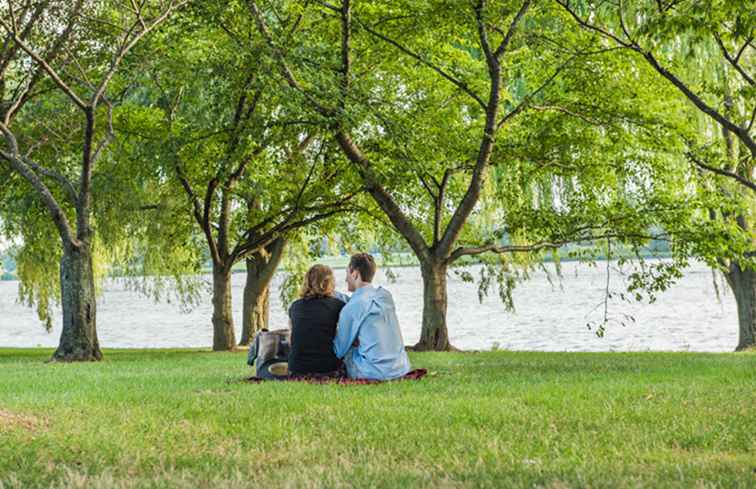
[287,253,411,380]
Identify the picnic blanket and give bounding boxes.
[244,368,428,385]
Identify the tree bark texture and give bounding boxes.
[52,244,102,361]
[239,238,285,345]
[726,261,756,351]
[414,260,452,351]
[212,264,236,351]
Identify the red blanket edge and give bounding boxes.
[244,368,428,385]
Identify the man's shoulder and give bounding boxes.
[374,286,396,305]
[341,289,373,314]
[341,294,366,312]
[375,286,393,297]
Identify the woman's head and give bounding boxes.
[300,264,336,299]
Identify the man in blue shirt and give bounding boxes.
[333,253,411,380]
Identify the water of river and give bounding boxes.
[0,260,738,352]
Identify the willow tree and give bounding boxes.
[126,1,361,350]
[557,0,755,349]
[249,0,719,350]
[0,0,187,361]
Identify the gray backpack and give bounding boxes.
[247,329,291,380]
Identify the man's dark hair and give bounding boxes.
[348,253,376,282]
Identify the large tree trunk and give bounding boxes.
[211,264,236,351]
[414,260,452,351]
[726,261,756,351]
[52,244,102,362]
[241,280,269,345]
[240,238,286,345]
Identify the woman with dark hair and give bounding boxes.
[287,264,346,376]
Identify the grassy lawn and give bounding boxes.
[0,349,754,489]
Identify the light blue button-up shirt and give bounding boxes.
[333,285,411,380]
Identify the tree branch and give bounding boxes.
[497,56,576,129]
[556,1,756,157]
[531,104,602,126]
[435,0,505,258]
[642,50,756,157]
[555,0,633,48]
[617,0,637,46]
[310,0,339,12]
[248,1,332,114]
[474,0,497,72]
[339,0,351,112]
[91,0,190,107]
[174,158,204,225]
[714,32,755,87]
[0,121,78,248]
[493,0,532,59]
[354,17,487,108]
[334,132,430,259]
[23,157,78,204]
[218,186,232,262]
[436,171,451,246]
[90,96,116,164]
[687,151,756,193]
[230,195,359,263]
[446,232,663,263]
[0,14,87,109]
[202,177,222,265]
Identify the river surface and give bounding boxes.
[0,260,739,352]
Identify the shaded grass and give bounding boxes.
[0,349,754,488]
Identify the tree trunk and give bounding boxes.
[52,244,102,362]
[726,261,756,351]
[212,264,236,351]
[414,260,452,351]
[239,238,286,345]
[241,280,269,345]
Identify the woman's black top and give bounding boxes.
[288,296,345,375]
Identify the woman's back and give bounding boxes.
[288,296,345,375]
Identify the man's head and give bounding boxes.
[346,252,376,292]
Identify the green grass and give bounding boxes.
[0,349,754,488]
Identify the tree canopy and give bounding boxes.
[1,0,753,356]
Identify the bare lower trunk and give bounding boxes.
[414,260,452,351]
[240,269,270,345]
[52,244,102,362]
[239,238,285,345]
[212,265,236,351]
[726,262,756,351]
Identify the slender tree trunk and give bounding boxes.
[239,238,286,345]
[52,243,102,361]
[414,259,452,351]
[211,264,236,351]
[726,261,756,351]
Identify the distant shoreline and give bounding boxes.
[0,250,676,282]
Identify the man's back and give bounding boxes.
[334,285,411,380]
